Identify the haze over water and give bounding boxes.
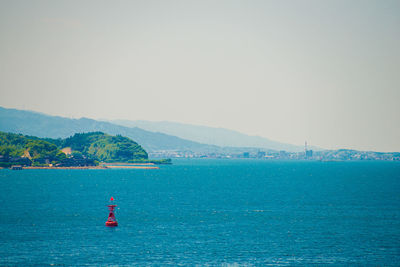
[1,0,399,151]
[1,160,399,265]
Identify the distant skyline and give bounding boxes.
[1,0,399,152]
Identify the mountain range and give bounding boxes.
[0,107,215,152]
[0,106,307,153]
[110,120,311,152]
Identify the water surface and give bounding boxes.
[0,160,399,265]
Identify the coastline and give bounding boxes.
[23,166,107,170]
[103,162,159,169]
[105,165,159,169]
[14,165,159,170]
[102,162,156,166]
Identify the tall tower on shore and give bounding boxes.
[304,141,313,159]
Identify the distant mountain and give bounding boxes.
[110,120,312,152]
[0,106,318,153]
[0,107,218,152]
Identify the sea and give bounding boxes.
[0,159,399,266]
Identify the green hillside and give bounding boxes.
[62,132,148,162]
[0,132,66,167]
[0,131,149,167]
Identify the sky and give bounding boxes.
[0,0,399,152]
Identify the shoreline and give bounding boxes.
[105,165,159,169]
[102,162,156,166]
[16,165,159,170]
[23,166,107,170]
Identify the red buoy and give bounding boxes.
[105,197,118,227]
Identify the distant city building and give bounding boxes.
[279,150,288,157]
[257,151,266,158]
[243,152,250,158]
[304,141,313,159]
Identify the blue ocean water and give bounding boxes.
[0,159,399,266]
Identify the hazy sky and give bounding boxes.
[0,0,399,152]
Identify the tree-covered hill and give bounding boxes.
[62,132,148,162]
[0,132,67,167]
[0,131,149,167]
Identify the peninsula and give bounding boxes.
[0,131,170,169]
